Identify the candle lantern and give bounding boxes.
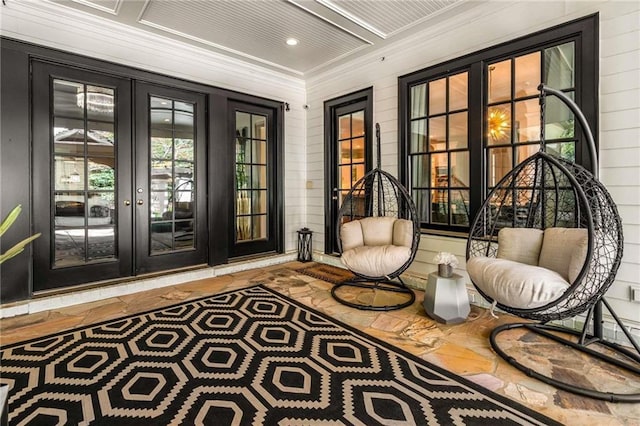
[297,228,313,262]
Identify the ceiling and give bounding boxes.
[50,0,472,76]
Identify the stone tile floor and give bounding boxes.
[1,262,639,425]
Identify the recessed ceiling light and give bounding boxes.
[286,38,299,46]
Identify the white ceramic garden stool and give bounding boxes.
[423,272,470,324]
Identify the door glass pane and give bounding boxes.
[339,165,350,190]
[252,165,267,189]
[339,141,351,164]
[235,111,269,243]
[175,139,194,160]
[53,80,85,119]
[352,164,365,185]
[85,85,115,122]
[339,115,351,139]
[488,59,511,104]
[149,98,196,254]
[352,111,365,137]
[252,215,267,240]
[88,226,115,260]
[152,138,173,159]
[252,140,267,164]
[54,118,85,155]
[88,159,115,191]
[55,155,85,191]
[174,220,194,249]
[515,52,540,97]
[487,104,511,145]
[55,227,86,267]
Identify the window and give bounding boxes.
[235,111,269,242]
[52,79,117,266]
[409,72,470,228]
[399,15,597,234]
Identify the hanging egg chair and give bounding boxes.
[466,84,639,402]
[332,123,420,311]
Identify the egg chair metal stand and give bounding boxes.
[332,124,420,311]
[466,84,639,402]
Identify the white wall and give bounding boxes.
[0,0,308,253]
[305,1,640,327]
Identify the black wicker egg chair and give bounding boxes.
[466,84,639,402]
[332,124,420,311]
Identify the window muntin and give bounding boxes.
[409,71,470,227]
[52,79,116,267]
[235,111,268,242]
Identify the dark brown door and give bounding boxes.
[134,83,208,273]
[228,101,279,258]
[32,61,133,291]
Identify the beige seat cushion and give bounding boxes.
[496,228,544,266]
[467,256,570,309]
[538,228,588,281]
[341,245,412,277]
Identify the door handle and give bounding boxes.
[123,200,131,206]
[136,199,144,205]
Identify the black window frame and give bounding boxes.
[398,14,598,236]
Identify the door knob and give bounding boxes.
[136,199,144,205]
[123,200,131,206]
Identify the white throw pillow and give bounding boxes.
[467,256,570,309]
[538,228,588,281]
[341,245,411,277]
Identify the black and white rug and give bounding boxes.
[0,285,560,425]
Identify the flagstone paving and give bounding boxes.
[1,261,640,425]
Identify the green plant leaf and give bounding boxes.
[0,204,22,237]
[0,233,41,264]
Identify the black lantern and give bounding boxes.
[297,228,313,262]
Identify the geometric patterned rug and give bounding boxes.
[0,285,560,425]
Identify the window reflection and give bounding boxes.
[52,79,116,267]
[235,111,269,242]
[149,97,196,253]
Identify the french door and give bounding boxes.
[32,62,133,290]
[324,89,373,254]
[228,101,279,258]
[32,63,207,291]
[135,83,207,273]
